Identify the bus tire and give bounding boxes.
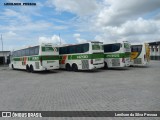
[72,64,78,72]
[12,64,15,70]
[26,65,30,72]
[30,65,34,73]
[66,64,71,71]
[104,62,108,69]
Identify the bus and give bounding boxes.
[103,41,131,68]
[10,43,59,72]
[130,43,150,66]
[59,41,104,71]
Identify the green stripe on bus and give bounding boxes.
[41,55,59,60]
[104,52,131,58]
[60,53,104,60]
[13,58,21,61]
[92,53,104,59]
[12,55,59,61]
[68,54,90,60]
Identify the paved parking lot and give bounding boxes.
[0,61,160,120]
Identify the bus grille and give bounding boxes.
[35,62,40,69]
[82,60,89,70]
[134,58,142,64]
[112,59,120,66]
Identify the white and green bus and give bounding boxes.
[103,41,131,68]
[59,41,104,71]
[10,43,59,72]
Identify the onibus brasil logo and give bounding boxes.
[1,112,42,118]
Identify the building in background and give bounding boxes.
[148,41,160,60]
[0,51,10,65]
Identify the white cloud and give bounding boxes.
[6,31,17,36]
[0,9,67,32]
[95,18,160,44]
[0,7,68,50]
[103,18,159,36]
[96,0,160,26]
[73,33,80,38]
[73,33,88,43]
[2,9,31,22]
[47,0,99,16]
[39,35,66,45]
[76,38,87,43]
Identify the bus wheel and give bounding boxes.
[26,65,30,72]
[66,64,71,71]
[72,64,78,72]
[12,64,15,70]
[30,65,34,73]
[104,62,108,69]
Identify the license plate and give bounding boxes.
[95,59,101,61]
[125,58,129,61]
[47,61,55,63]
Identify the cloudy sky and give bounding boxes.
[0,0,160,51]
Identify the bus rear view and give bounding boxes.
[59,41,104,71]
[103,41,131,69]
[90,42,104,69]
[40,43,59,71]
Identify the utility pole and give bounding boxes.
[1,34,4,65]
[59,33,61,45]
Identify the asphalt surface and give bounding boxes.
[0,61,160,120]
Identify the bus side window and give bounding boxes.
[17,51,21,57]
[112,44,120,52]
[69,46,75,54]
[76,45,82,53]
[137,46,142,52]
[35,46,39,55]
[25,49,29,56]
[29,48,34,56]
[104,45,111,53]
[21,50,25,56]
[82,43,89,53]
[15,51,18,57]
[131,46,136,52]
[61,47,68,54]
[112,45,116,52]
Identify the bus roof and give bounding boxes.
[103,41,130,45]
[11,43,54,52]
[58,41,103,47]
[131,43,148,46]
